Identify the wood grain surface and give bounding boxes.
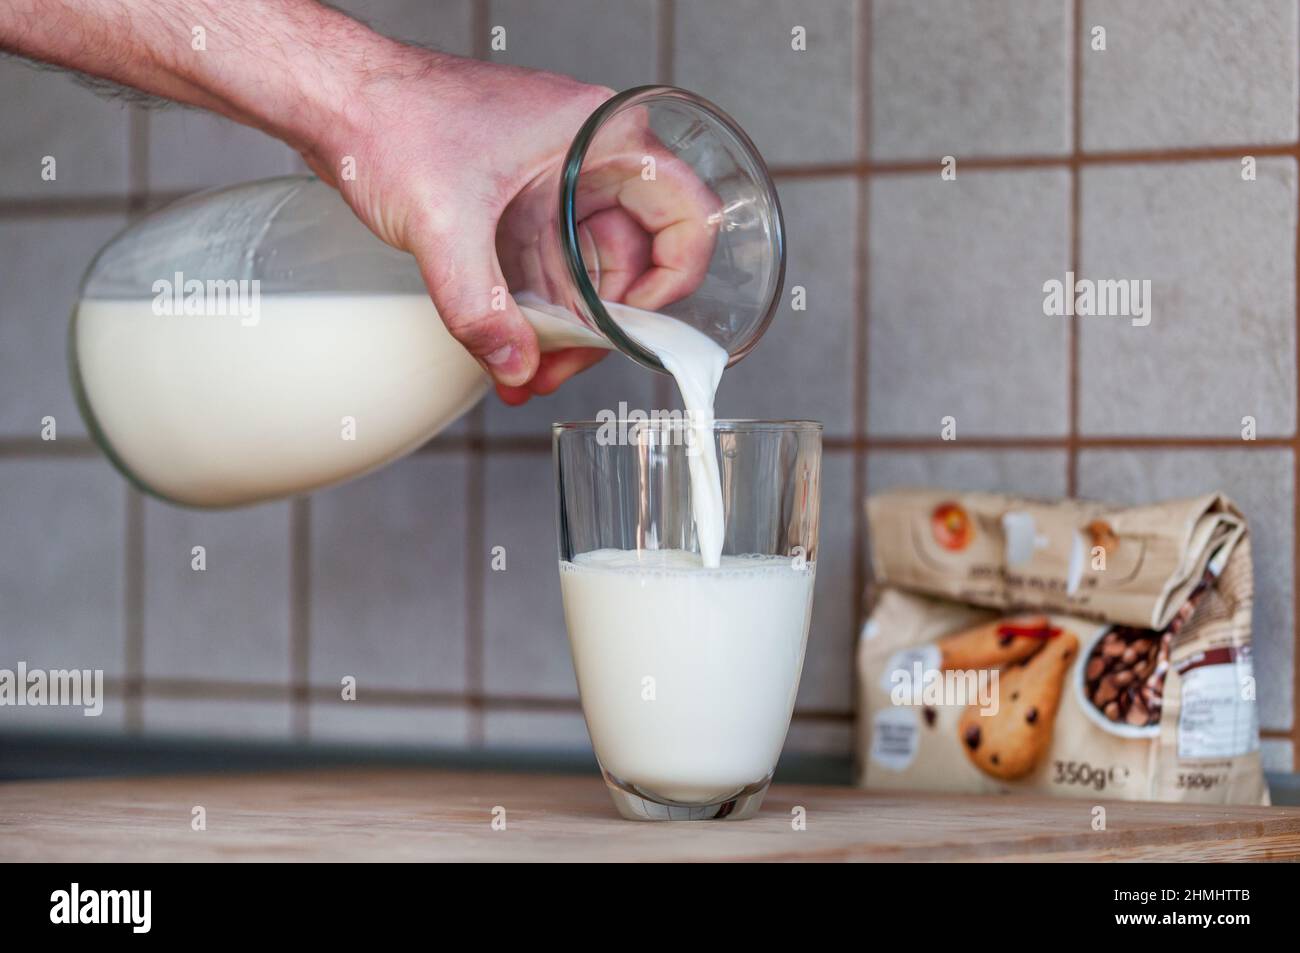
[2,768,1299,862]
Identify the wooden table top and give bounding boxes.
[3,767,1299,862]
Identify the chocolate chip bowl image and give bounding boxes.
[1074,626,1167,740]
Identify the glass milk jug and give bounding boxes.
[70,86,785,507]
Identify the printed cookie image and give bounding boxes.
[938,615,1052,671]
[958,629,1079,781]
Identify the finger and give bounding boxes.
[580,208,653,302]
[615,155,720,310]
[410,220,540,388]
[573,146,720,311]
[528,347,608,396]
[495,381,534,406]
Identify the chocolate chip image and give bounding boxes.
[1025,707,1038,724]
[990,753,1000,766]
[1082,619,1180,729]
[1094,675,1118,706]
[923,706,936,727]
[964,725,981,749]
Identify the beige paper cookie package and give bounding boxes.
[855,489,1268,805]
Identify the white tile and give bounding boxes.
[481,707,591,750]
[310,454,470,693]
[865,449,1070,498]
[482,451,576,696]
[309,700,470,747]
[1077,448,1294,732]
[334,0,474,53]
[795,452,855,712]
[141,697,294,740]
[0,58,130,198]
[1081,0,1299,151]
[147,110,298,192]
[1261,739,1293,774]
[0,459,126,676]
[142,499,291,683]
[0,685,126,733]
[489,0,658,89]
[483,350,656,437]
[674,0,859,166]
[0,214,127,439]
[868,169,1071,436]
[716,177,857,436]
[1078,160,1297,437]
[871,0,1070,160]
[783,717,853,756]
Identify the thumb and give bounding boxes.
[411,225,539,388]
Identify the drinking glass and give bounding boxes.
[553,418,821,820]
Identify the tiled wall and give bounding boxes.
[1,0,1298,776]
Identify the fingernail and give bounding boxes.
[484,343,530,386]
[485,344,516,367]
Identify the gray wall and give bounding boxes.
[0,0,1296,776]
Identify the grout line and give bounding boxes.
[289,497,312,739]
[465,405,487,746]
[650,0,677,411]
[0,190,195,220]
[852,0,872,654]
[123,489,144,731]
[657,0,675,88]
[127,105,149,212]
[0,438,99,458]
[1066,0,1082,497]
[768,141,1300,180]
[119,55,151,735]
[472,0,490,60]
[841,436,1297,451]
[91,676,859,722]
[7,148,1296,222]
[11,433,1293,462]
[1289,0,1300,753]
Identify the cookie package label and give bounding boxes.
[856,489,1268,806]
[870,707,920,773]
[1176,650,1259,760]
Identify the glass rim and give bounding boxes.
[552,418,822,433]
[558,85,786,375]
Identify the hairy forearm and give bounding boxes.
[0,0,429,161]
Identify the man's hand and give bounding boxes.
[301,52,620,403]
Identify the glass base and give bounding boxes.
[600,766,771,821]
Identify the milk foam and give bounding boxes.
[560,549,815,802]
